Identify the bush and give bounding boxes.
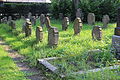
[51,0,120,22]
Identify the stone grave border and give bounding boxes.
[38,57,120,78]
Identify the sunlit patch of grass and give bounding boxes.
[0,19,119,79]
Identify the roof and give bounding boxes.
[0,0,51,3]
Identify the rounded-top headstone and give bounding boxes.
[87,13,95,25]
[73,17,82,35]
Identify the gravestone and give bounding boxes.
[22,19,30,33]
[31,16,36,25]
[9,20,16,29]
[40,14,45,28]
[87,13,95,25]
[73,18,82,35]
[102,15,110,28]
[35,14,39,19]
[36,26,43,42]
[59,13,64,20]
[76,8,83,20]
[8,16,12,21]
[48,27,59,46]
[4,17,7,24]
[92,26,102,40]
[45,17,51,29]
[112,7,120,58]
[28,12,32,21]
[25,20,32,37]
[62,17,69,31]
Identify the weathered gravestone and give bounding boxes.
[59,13,64,20]
[102,15,110,28]
[48,27,59,47]
[112,7,120,58]
[25,20,32,37]
[22,19,30,33]
[76,8,83,20]
[28,12,32,21]
[73,18,82,35]
[92,26,102,40]
[62,17,69,31]
[9,20,16,30]
[40,14,45,28]
[4,17,7,24]
[8,16,12,21]
[45,17,52,29]
[31,16,36,25]
[87,13,95,25]
[36,26,43,42]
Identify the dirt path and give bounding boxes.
[0,38,47,80]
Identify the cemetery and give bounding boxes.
[0,0,120,80]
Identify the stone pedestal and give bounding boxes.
[112,35,120,58]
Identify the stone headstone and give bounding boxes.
[114,7,120,36]
[102,15,110,28]
[62,17,69,31]
[25,20,32,37]
[92,26,102,40]
[45,17,51,29]
[9,20,16,29]
[59,13,64,20]
[4,17,7,24]
[40,14,45,28]
[112,7,120,59]
[31,16,36,25]
[76,8,83,20]
[48,27,59,46]
[73,18,82,35]
[8,16,12,21]
[22,19,30,33]
[36,26,43,42]
[87,13,95,25]
[28,12,32,21]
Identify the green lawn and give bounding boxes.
[0,45,28,80]
[0,19,120,79]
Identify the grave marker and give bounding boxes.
[48,27,59,46]
[40,14,45,28]
[25,20,32,37]
[36,26,43,42]
[73,18,82,35]
[62,17,69,31]
[87,13,95,25]
[92,26,102,40]
[102,15,110,28]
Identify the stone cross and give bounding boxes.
[25,20,32,37]
[115,7,120,36]
[9,20,16,30]
[92,26,102,40]
[87,13,95,25]
[48,27,59,47]
[73,17,82,35]
[40,14,45,28]
[62,17,69,31]
[36,26,43,42]
[102,15,110,28]
[76,8,83,20]
[45,17,51,29]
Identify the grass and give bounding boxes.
[0,45,28,80]
[0,19,120,79]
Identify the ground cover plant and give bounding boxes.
[0,45,28,80]
[0,19,120,79]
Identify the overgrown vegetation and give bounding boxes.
[51,0,120,22]
[0,19,120,79]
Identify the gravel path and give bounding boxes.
[0,38,47,80]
